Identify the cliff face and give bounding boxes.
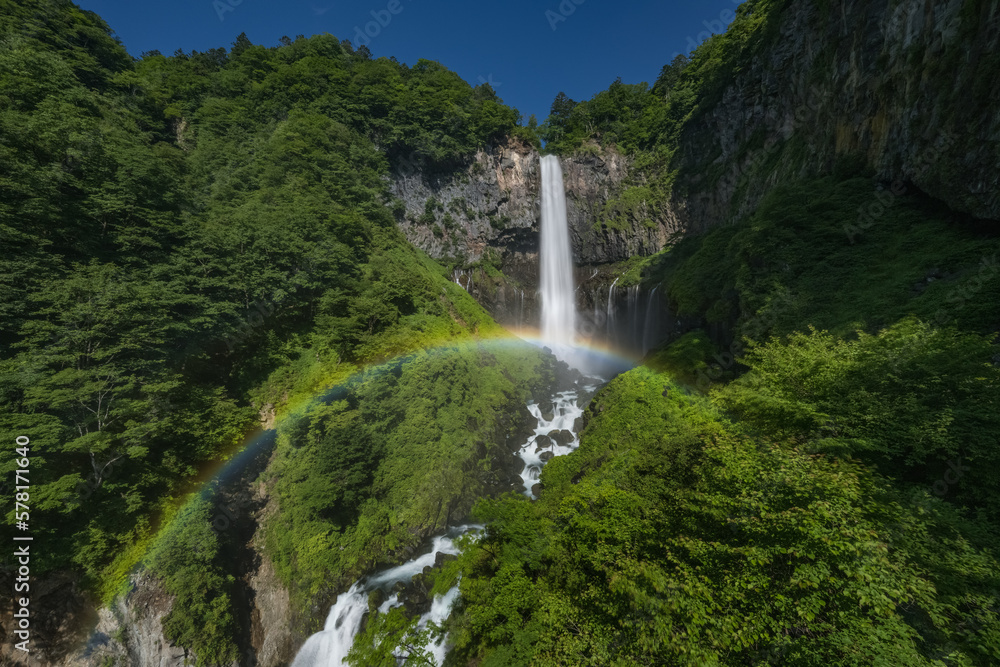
[52,441,298,667]
[391,138,677,339]
[391,138,675,268]
[394,1,1000,282]
[392,139,541,264]
[562,150,678,264]
[672,0,1000,234]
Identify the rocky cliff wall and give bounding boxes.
[391,138,676,269]
[672,0,1000,234]
[401,0,999,340]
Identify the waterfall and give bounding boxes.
[289,369,605,665]
[606,277,619,339]
[517,387,591,498]
[642,287,659,354]
[290,157,604,667]
[452,270,473,293]
[290,528,476,667]
[628,285,641,350]
[539,155,575,351]
[517,289,525,331]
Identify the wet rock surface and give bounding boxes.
[548,430,574,445]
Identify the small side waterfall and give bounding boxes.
[452,269,473,293]
[606,277,619,338]
[539,155,576,352]
[642,287,659,353]
[599,278,670,358]
[515,288,525,331]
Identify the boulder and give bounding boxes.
[534,434,553,452]
[434,552,458,569]
[548,429,574,445]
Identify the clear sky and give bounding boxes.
[77,0,744,123]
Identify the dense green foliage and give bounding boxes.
[651,178,1000,340]
[5,1,1000,665]
[440,176,1000,664]
[449,365,1000,665]
[267,341,554,615]
[145,496,241,664]
[0,0,532,661]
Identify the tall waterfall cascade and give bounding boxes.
[290,156,610,667]
[539,155,576,352]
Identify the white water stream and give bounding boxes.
[539,155,576,355]
[291,527,477,667]
[292,155,596,665]
[518,388,591,498]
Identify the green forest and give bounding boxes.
[438,180,1000,665]
[2,0,999,665]
[0,0,547,661]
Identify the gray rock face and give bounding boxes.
[562,150,679,264]
[547,430,574,446]
[670,0,1000,233]
[248,546,297,667]
[68,572,190,667]
[391,138,676,272]
[392,137,541,264]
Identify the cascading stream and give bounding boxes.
[539,155,576,354]
[290,527,477,667]
[291,155,601,666]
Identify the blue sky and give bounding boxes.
[78,0,744,123]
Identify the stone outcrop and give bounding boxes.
[69,573,188,667]
[395,0,1000,339]
[391,137,676,270]
[671,0,1000,234]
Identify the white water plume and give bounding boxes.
[539,155,576,353]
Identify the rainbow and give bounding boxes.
[100,331,640,605]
